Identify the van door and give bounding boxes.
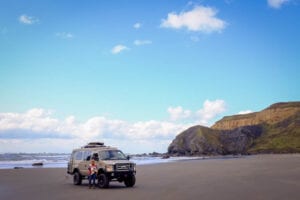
[73,151,84,174]
[79,151,92,176]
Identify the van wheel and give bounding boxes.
[124,174,135,187]
[73,171,82,185]
[98,174,109,188]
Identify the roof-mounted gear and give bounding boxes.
[82,142,105,148]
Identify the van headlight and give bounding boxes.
[132,164,136,171]
[105,165,114,172]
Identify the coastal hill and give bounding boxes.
[212,102,300,130]
[168,102,300,155]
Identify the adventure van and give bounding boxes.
[67,142,136,188]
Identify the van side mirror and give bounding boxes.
[126,155,130,160]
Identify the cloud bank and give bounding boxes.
[0,100,226,153]
[161,6,226,33]
[0,109,189,141]
[0,109,188,153]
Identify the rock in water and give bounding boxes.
[32,162,43,166]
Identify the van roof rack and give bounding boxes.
[82,142,105,148]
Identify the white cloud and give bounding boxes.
[267,0,289,9]
[0,100,226,153]
[168,99,226,125]
[196,99,226,124]
[161,6,226,33]
[0,108,189,153]
[55,32,74,39]
[168,106,192,121]
[19,14,39,25]
[238,110,253,115]
[133,23,142,29]
[0,109,128,140]
[133,40,152,46]
[127,120,189,140]
[111,45,129,54]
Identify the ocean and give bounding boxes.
[0,153,206,169]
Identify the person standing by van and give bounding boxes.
[88,160,97,189]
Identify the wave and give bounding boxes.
[0,153,207,169]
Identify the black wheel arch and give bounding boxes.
[98,168,105,174]
[73,168,80,174]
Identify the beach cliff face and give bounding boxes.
[212,102,300,130]
[168,102,300,155]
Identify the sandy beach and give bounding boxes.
[0,154,299,200]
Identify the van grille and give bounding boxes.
[116,163,130,171]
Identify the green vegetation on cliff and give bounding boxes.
[249,112,300,153]
[168,126,223,155]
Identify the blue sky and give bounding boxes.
[0,0,299,153]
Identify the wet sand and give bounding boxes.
[0,154,299,200]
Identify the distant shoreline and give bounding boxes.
[1,153,300,170]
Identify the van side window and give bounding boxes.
[99,151,109,160]
[84,151,92,161]
[75,151,83,160]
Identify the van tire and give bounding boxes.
[124,174,135,187]
[73,171,82,185]
[98,174,109,188]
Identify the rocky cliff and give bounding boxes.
[212,102,300,130]
[167,126,222,155]
[168,125,263,155]
[168,102,300,155]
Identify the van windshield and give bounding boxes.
[99,150,127,160]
